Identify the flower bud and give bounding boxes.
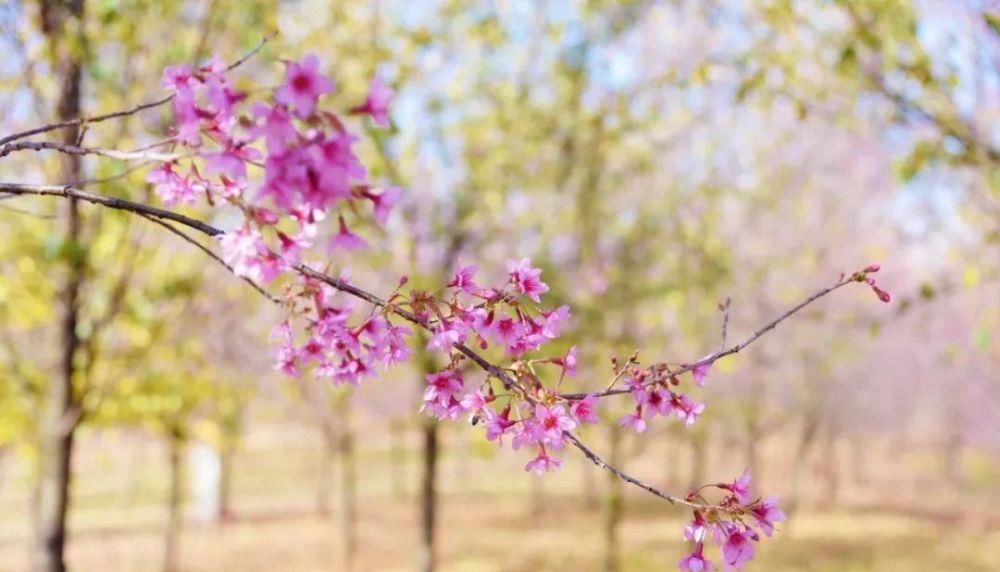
[872,285,891,303]
[864,263,881,273]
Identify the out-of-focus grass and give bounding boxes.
[0,424,996,571]
[0,496,992,571]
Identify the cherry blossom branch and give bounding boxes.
[0,183,221,237]
[563,432,715,510]
[0,33,274,147]
[0,140,184,161]
[0,182,731,513]
[719,297,731,351]
[560,276,857,400]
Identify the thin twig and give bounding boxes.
[0,183,221,237]
[65,160,159,187]
[563,432,716,510]
[560,278,854,400]
[0,33,275,147]
[136,213,280,305]
[0,140,184,161]
[719,296,731,351]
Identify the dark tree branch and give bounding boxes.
[0,182,859,514]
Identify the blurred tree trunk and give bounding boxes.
[217,405,243,523]
[788,412,822,516]
[337,401,356,571]
[163,426,187,572]
[744,376,765,491]
[602,424,624,572]
[941,429,964,491]
[389,419,406,499]
[415,343,440,572]
[849,433,868,488]
[217,441,236,522]
[818,426,840,507]
[687,426,709,494]
[582,458,599,510]
[316,430,336,516]
[34,2,87,571]
[418,415,438,572]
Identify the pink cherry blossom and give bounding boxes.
[725,469,753,504]
[678,545,713,572]
[627,375,650,406]
[251,103,299,152]
[524,448,562,475]
[683,513,709,543]
[422,368,464,410]
[484,407,516,446]
[553,345,579,377]
[146,163,200,206]
[674,394,706,427]
[644,387,671,416]
[447,265,480,295]
[506,257,550,302]
[540,305,570,338]
[426,318,468,352]
[511,419,544,451]
[721,527,756,569]
[161,64,194,92]
[618,409,647,434]
[370,186,402,226]
[203,74,245,120]
[491,314,523,348]
[275,54,333,117]
[569,393,598,424]
[276,231,311,265]
[534,404,576,445]
[460,390,488,414]
[274,346,299,377]
[748,496,785,537]
[692,361,711,387]
[313,132,366,205]
[350,77,394,127]
[218,225,284,283]
[329,216,367,252]
[204,145,258,182]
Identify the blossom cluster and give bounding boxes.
[151,54,416,388]
[617,362,710,433]
[679,471,787,571]
[414,260,583,472]
[151,54,399,285]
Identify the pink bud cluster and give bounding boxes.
[852,263,891,303]
[679,470,786,571]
